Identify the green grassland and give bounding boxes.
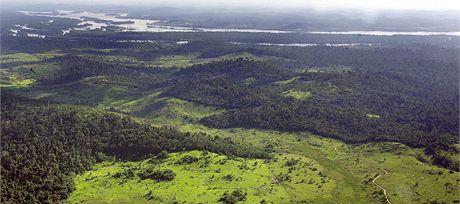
[282,89,312,100]
[63,90,459,203]
[78,54,147,67]
[214,52,265,61]
[274,77,343,102]
[68,151,334,203]
[366,113,381,118]
[151,54,210,68]
[0,70,35,87]
[0,52,64,64]
[78,54,205,68]
[10,76,139,106]
[171,127,459,204]
[299,66,354,74]
[77,52,265,69]
[127,93,459,204]
[0,53,62,87]
[275,77,301,85]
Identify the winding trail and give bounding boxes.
[372,168,391,204]
[334,146,392,204]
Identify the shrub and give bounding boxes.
[219,188,247,204]
[285,158,299,167]
[112,169,134,179]
[156,150,169,160]
[223,174,234,181]
[176,155,199,164]
[138,169,176,182]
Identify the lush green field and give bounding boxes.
[69,151,335,203]
[66,92,459,204]
[0,52,63,64]
[281,89,312,100]
[68,125,459,203]
[0,52,62,88]
[77,52,264,69]
[0,71,35,87]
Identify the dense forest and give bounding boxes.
[0,93,268,203]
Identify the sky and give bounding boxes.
[2,0,460,11]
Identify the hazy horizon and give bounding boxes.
[2,0,460,11]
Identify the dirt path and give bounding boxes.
[372,168,391,204]
[340,147,392,204]
[333,146,391,204]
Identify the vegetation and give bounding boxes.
[219,188,247,204]
[0,94,267,203]
[281,89,312,100]
[1,32,459,203]
[68,151,337,203]
[138,169,176,182]
[166,57,458,171]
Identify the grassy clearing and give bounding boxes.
[137,97,222,126]
[275,77,301,85]
[0,52,62,64]
[80,52,266,69]
[72,48,118,53]
[79,54,144,67]
[144,52,264,68]
[359,148,458,203]
[151,54,205,68]
[298,66,354,73]
[0,76,35,87]
[12,76,139,106]
[174,125,460,204]
[13,62,61,80]
[108,89,222,125]
[366,113,381,118]
[1,53,61,88]
[79,53,208,68]
[282,89,312,100]
[214,52,265,61]
[0,70,35,88]
[133,100,459,204]
[69,151,334,203]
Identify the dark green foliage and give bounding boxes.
[285,158,300,167]
[223,174,234,181]
[219,188,247,204]
[138,169,176,182]
[163,49,459,171]
[113,169,135,179]
[0,93,268,203]
[175,155,199,164]
[156,150,169,160]
[274,173,291,183]
[167,58,290,108]
[41,55,162,85]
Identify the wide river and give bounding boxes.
[18,10,460,36]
